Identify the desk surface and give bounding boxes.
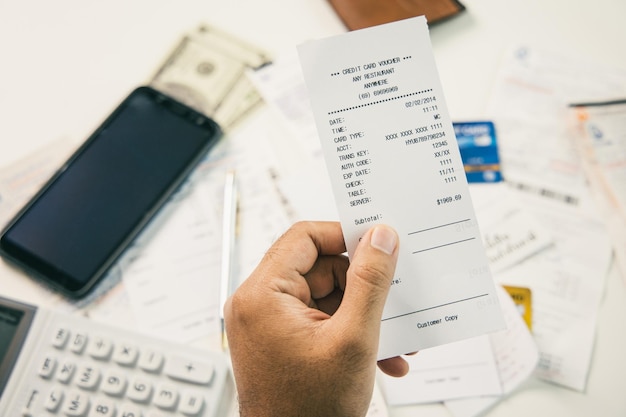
[1,1,625,416]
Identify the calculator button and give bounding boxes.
[101,371,127,397]
[38,356,57,379]
[164,356,214,385]
[51,327,70,349]
[57,362,77,384]
[113,343,139,366]
[62,390,90,417]
[145,411,167,417]
[90,397,116,417]
[21,389,41,417]
[75,366,101,390]
[179,391,205,416]
[138,350,164,373]
[153,384,179,410]
[70,333,89,354]
[127,377,153,403]
[87,336,114,360]
[119,403,142,417]
[44,388,64,412]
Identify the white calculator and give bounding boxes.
[0,295,234,417]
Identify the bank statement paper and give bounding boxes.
[298,16,504,360]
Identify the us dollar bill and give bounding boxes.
[150,24,271,131]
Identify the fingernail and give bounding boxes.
[370,226,397,255]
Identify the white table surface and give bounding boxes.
[1,1,625,416]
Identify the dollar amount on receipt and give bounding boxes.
[298,16,505,360]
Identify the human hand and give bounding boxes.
[224,221,407,417]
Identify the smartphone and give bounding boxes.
[0,86,222,298]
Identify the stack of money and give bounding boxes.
[150,24,271,132]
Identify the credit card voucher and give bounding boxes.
[298,16,505,359]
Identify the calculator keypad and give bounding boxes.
[15,320,232,417]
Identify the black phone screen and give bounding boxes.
[0,87,221,297]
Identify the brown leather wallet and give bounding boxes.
[328,0,465,30]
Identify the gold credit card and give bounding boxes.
[503,285,532,331]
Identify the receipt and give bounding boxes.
[298,17,504,359]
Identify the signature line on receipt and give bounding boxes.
[408,219,472,235]
[412,237,476,254]
[381,293,489,322]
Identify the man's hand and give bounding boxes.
[224,221,407,417]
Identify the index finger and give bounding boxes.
[263,221,347,277]
[244,221,347,308]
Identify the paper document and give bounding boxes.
[570,99,626,281]
[469,183,553,274]
[121,170,223,347]
[486,45,619,390]
[444,285,539,417]
[382,334,501,405]
[485,45,626,203]
[298,17,504,359]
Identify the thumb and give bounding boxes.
[336,225,399,332]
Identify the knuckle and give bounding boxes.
[225,288,258,326]
[284,221,313,239]
[350,261,390,291]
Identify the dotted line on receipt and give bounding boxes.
[328,89,433,115]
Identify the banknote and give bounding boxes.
[191,24,271,129]
[150,24,271,131]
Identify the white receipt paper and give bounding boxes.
[298,16,505,360]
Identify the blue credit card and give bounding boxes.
[453,121,502,183]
